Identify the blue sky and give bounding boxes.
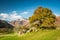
[0,0,60,21]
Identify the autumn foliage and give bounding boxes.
[29,7,56,29]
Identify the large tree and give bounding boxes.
[29,7,56,29]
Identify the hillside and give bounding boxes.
[9,18,29,27]
[7,16,60,28]
[0,30,60,40]
[0,20,14,33]
[0,16,60,33]
[55,16,60,26]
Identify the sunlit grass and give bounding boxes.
[0,29,60,40]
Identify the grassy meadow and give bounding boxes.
[0,29,60,40]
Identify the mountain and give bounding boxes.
[0,20,14,33]
[0,20,14,28]
[0,16,60,33]
[55,16,60,26]
[9,16,60,28]
[9,18,30,28]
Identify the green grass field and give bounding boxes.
[0,29,60,40]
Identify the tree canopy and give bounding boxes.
[29,7,56,29]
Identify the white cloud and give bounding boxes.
[54,12,60,16]
[22,12,28,14]
[0,13,8,20]
[0,13,8,18]
[10,13,22,20]
[0,11,23,21]
[54,13,60,16]
[55,14,60,16]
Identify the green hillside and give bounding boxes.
[0,30,60,40]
